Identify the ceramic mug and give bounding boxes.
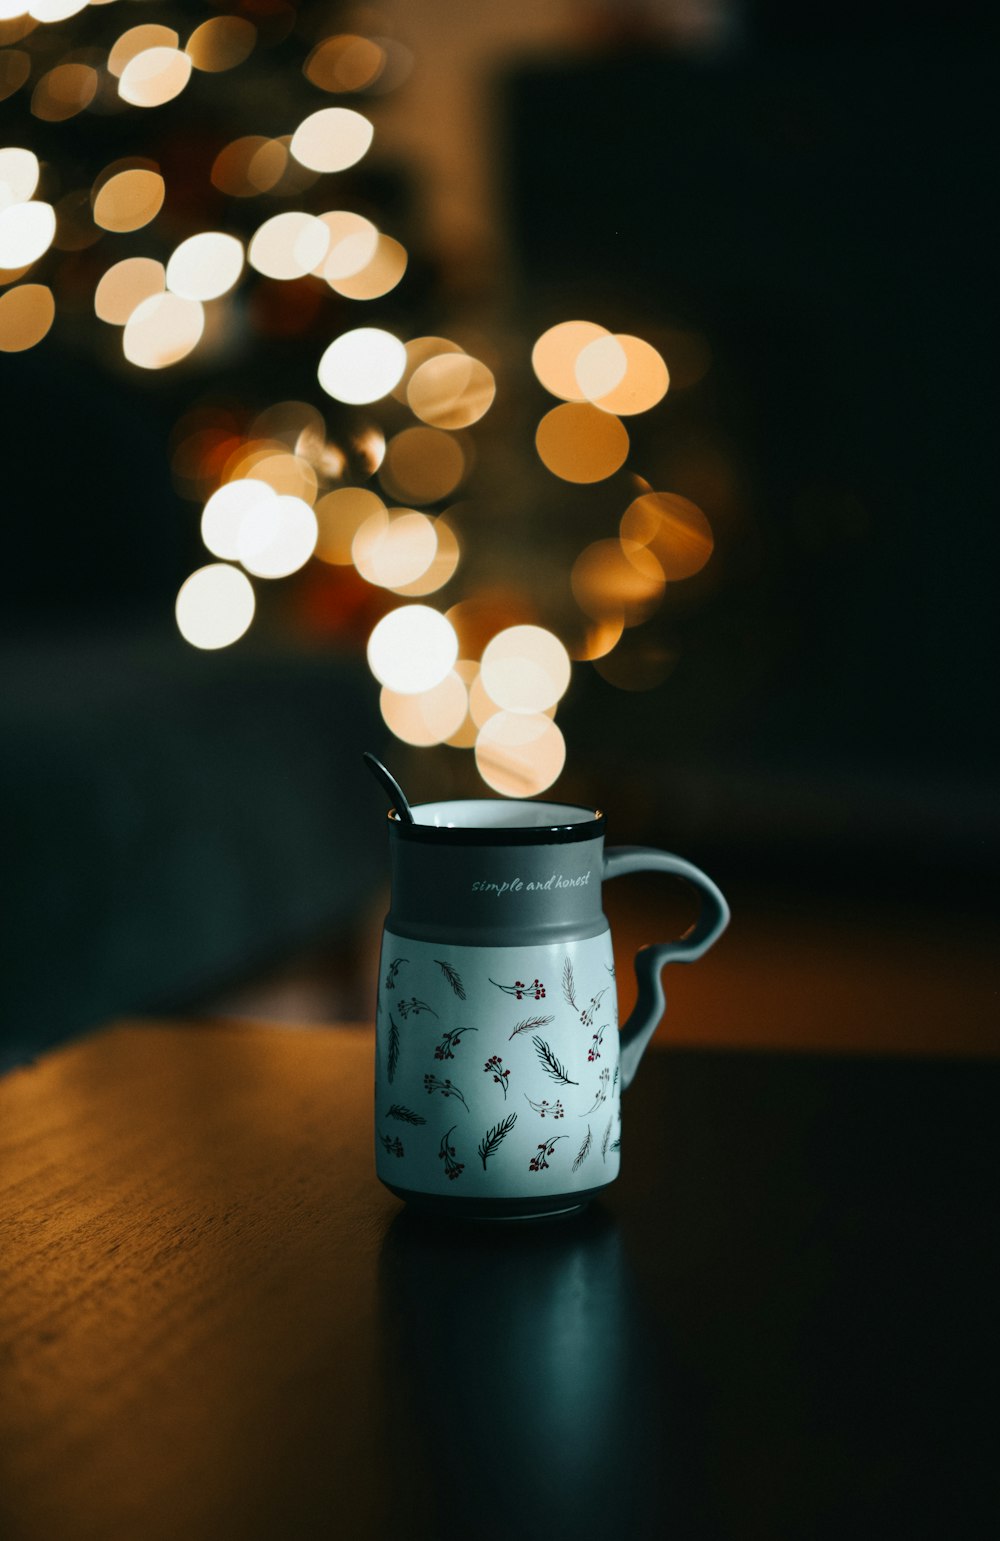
[374,799,729,1220]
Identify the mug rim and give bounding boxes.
[389,798,606,846]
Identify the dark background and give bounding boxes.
[2,0,996,1060]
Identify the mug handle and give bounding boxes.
[603,847,730,1090]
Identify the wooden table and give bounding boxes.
[1,1021,995,1540]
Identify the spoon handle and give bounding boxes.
[363,751,415,825]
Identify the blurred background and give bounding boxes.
[2,0,996,1068]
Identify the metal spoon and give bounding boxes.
[363,751,415,825]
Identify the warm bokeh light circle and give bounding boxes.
[318,327,406,405]
[379,426,465,505]
[475,712,566,797]
[123,292,204,369]
[166,232,244,301]
[249,211,329,281]
[94,258,165,325]
[290,107,373,173]
[236,494,318,579]
[118,47,192,109]
[480,625,571,714]
[532,320,609,401]
[380,670,468,747]
[586,334,669,415]
[314,487,386,565]
[407,353,495,429]
[92,169,165,233]
[571,538,665,626]
[201,478,276,560]
[0,200,55,267]
[175,563,255,650]
[620,491,714,580]
[0,281,54,351]
[353,507,438,590]
[367,606,458,695]
[535,402,629,483]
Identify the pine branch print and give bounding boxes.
[434,959,467,999]
[602,1117,613,1162]
[508,1014,554,1040]
[386,1105,426,1125]
[387,1015,400,1084]
[532,1035,578,1086]
[572,1126,592,1172]
[610,1135,621,1153]
[562,957,579,1011]
[478,1112,517,1169]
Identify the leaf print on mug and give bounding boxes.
[483,1053,511,1099]
[434,960,467,999]
[529,1135,567,1172]
[587,1026,605,1062]
[387,1015,400,1083]
[572,1126,592,1172]
[380,1134,405,1158]
[384,958,408,991]
[580,1067,610,1115]
[423,1074,469,1111]
[490,975,547,1002]
[397,997,438,1019]
[525,1095,565,1119]
[386,1104,426,1125]
[438,1126,464,1180]
[478,1112,517,1169]
[433,1026,478,1061]
[532,1035,578,1086]
[508,1014,554,1041]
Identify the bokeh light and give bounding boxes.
[118,47,192,109]
[0,147,38,209]
[0,200,54,267]
[108,25,178,77]
[582,334,669,415]
[392,515,460,596]
[535,402,629,483]
[317,326,406,404]
[0,53,31,105]
[574,334,627,399]
[201,478,276,560]
[367,605,458,694]
[314,486,386,564]
[123,292,204,369]
[245,450,317,504]
[212,136,276,198]
[380,670,468,747]
[480,625,571,714]
[166,231,243,301]
[94,256,165,323]
[236,493,318,578]
[92,168,164,233]
[327,233,407,300]
[407,353,495,429]
[571,538,665,626]
[317,211,379,280]
[380,425,465,505]
[0,281,53,350]
[304,34,386,94]
[353,506,438,589]
[186,16,255,73]
[176,563,255,650]
[248,211,329,280]
[392,336,464,401]
[620,491,714,580]
[532,320,609,401]
[30,63,97,122]
[28,0,88,22]
[475,712,566,797]
[289,107,373,173]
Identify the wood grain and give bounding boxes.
[1,1020,994,1541]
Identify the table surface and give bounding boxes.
[1,1020,995,1541]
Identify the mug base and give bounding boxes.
[382,1180,605,1222]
